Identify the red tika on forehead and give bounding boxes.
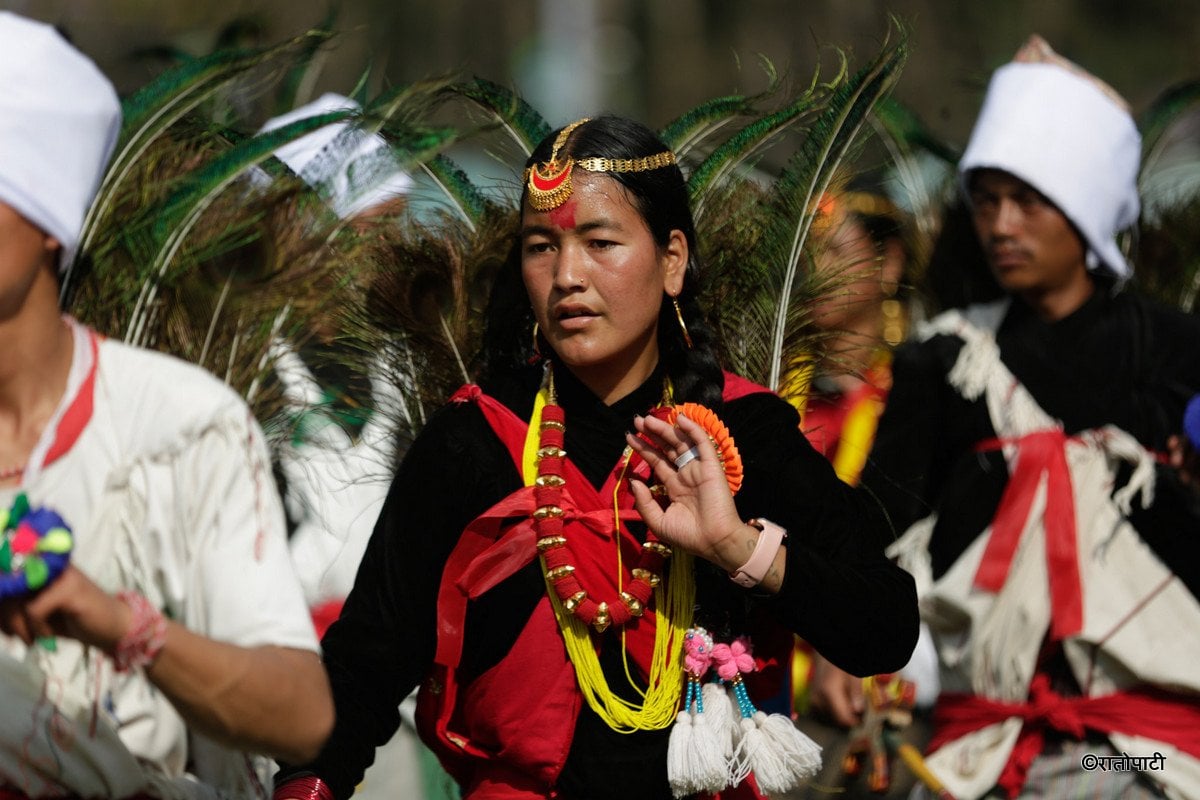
[549,198,577,229]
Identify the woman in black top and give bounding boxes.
[276,115,918,800]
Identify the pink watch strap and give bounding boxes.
[729,518,786,588]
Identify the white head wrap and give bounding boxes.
[959,37,1141,280]
[259,93,412,220]
[0,12,121,272]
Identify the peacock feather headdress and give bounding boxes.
[70,19,916,461]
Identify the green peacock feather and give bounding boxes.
[759,29,908,390]
[659,58,783,157]
[272,10,340,116]
[447,77,551,157]
[871,95,959,166]
[71,20,921,457]
[76,120,379,437]
[1139,80,1200,167]
[420,154,493,231]
[75,30,334,286]
[1135,79,1200,310]
[868,95,957,279]
[132,111,356,346]
[684,59,829,220]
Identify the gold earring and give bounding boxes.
[672,297,693,350]
[531,321,542,361]
[881,294,905,347]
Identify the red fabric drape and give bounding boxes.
[973,430,1083,640]
[930,674,1200,798]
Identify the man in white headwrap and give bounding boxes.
[860,35,1200,800]
[0,12,332,798]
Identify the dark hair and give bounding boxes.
[840,175,908,261]
[479,115,724,407]
[852,205,904,257]
[924,198,1003,311]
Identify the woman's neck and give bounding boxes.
[555,356,664,409]
[565,344,661,406]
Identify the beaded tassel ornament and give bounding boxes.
[669,626,822,798]
[715,637,822,796]
[667,627,729,797]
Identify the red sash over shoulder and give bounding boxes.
[415,372,773,799]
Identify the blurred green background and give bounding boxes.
[13,0,1200,148]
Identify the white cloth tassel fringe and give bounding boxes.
[728,712,823,797]
[753,711,822,794]
[701,681,737,758]
[667,710,727,798]
[727,716,756,786]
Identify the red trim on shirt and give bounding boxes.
[42,328,100,469]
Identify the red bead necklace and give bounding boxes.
[532,388,669,633]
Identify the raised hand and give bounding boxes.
[626,410,746,566]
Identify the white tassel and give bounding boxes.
[691,712,732,794]
[728,712,824,797]
[701,680,737,758]
[667,710,696,798]
[946,328,995,402]
[745,724,790,796]
[930,300,1010,403]
[754,711,823,793]
[727,716,757,787]
[668,709,727,798]
[729,714,825,796]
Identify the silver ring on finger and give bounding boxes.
[673,446,701,469]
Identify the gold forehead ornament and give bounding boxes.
[811,190,902,237]
[524,118,678,211]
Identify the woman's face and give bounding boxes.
[520,170,687,402]
[810,214,890,332]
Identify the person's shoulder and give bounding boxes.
[384,385,525,496]
[1116,289,1200,333]
[90,337,264,468]
[893,327,967,381]
[721,378,799,432]
[96,337,247,421]
[416,386,494,444]
[893,300,1010,374]
[721,371,772,402]
[1112,291,1200,385]
[403,375,534,469]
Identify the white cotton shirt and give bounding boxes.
[0,318,318,799]
[272,339,404,607]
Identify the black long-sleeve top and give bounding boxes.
[860,288,1200,599]
[280,363,919,800]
